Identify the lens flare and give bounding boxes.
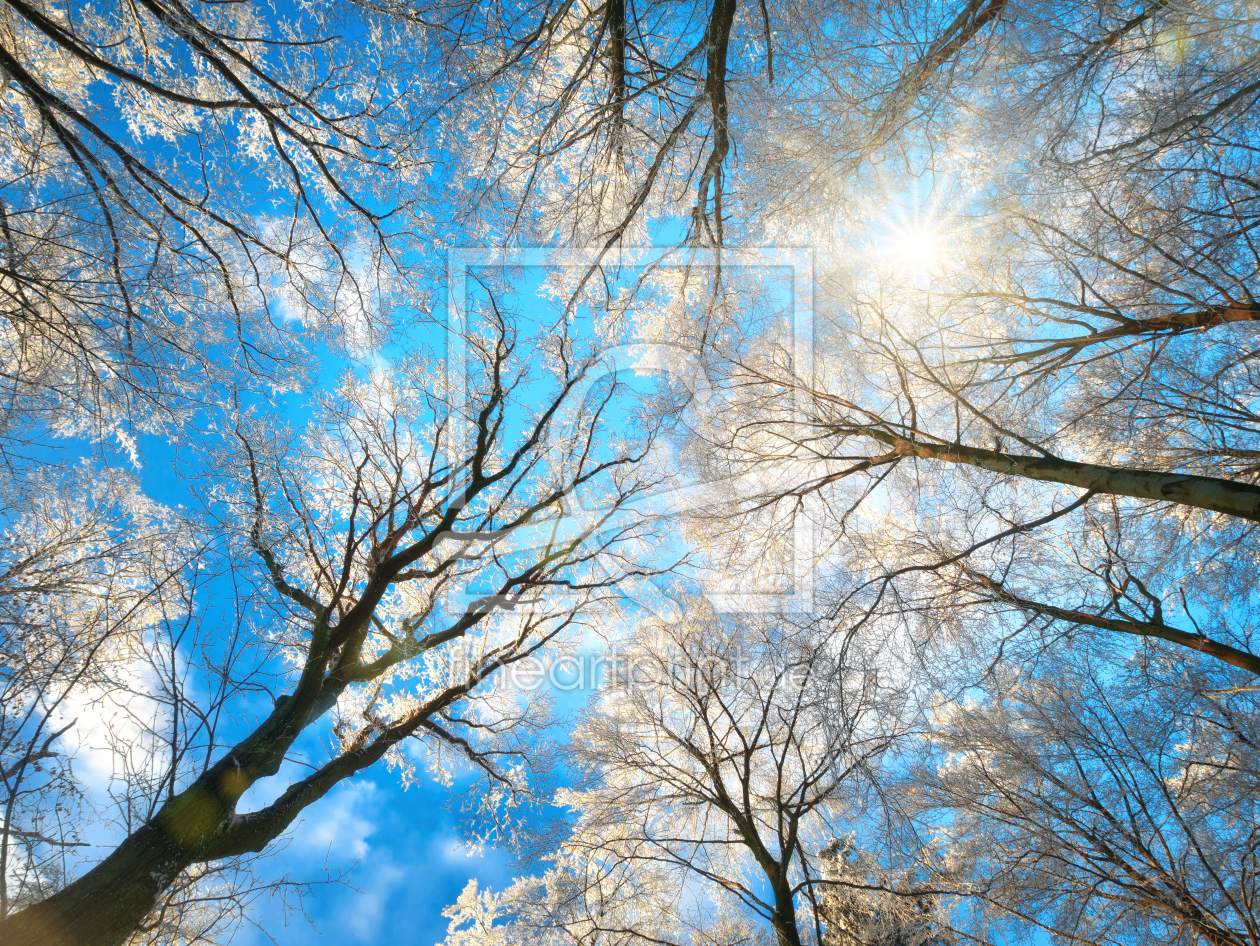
[883,223,943,276]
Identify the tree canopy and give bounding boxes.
[1,0,1258,945]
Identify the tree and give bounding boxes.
[0,309,665,946]
[816,839,957,946]
[915,646,1260,946]
[418,0,743,251]
[0,0,431,454]
[426,7,1260,944]
[441,602,908,946]
[0,464,192,918]
[630,6,1260,941]
[668,0,1260,678]
[411,0,1260,680]
[6,1,1260,944]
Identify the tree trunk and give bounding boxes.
[0,787,227,946]
[0,702,306,946]
[970,572,1260,674]
[771,878,803,946]
[0,674,427,946]
[871,433,1260,522]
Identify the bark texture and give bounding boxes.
[867,431,1260,523]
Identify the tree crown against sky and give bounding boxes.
[2,0,1260,945]
[438,605,909,946]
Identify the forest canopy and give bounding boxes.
[1,0,1258,944]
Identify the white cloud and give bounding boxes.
[292,779,380,860]
[55,658,165,793]
[346,860,405,940]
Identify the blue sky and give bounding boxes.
[236,774,512,945]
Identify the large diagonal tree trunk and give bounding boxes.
[865,431,1260,523]
[0,677,437,946]
[0,702,304,946]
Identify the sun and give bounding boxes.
[892,225,942,273]
[870,175,962,281]
[884,223,943,276]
